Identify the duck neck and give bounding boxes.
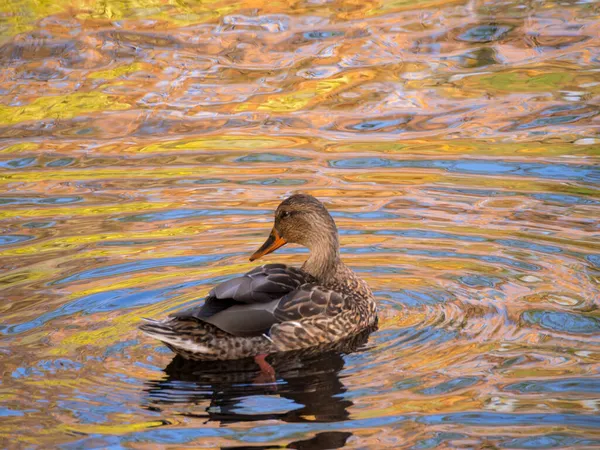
[302,233,341,282]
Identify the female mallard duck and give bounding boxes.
[140,194,377,361]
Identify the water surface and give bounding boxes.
[1,0,599,448]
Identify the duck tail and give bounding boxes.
[139,318,179,340]
[139,317,219,358]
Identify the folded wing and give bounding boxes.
[170,264,315,337]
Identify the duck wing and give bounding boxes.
[171,263,314,337]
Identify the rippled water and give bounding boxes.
[1,0,600,448]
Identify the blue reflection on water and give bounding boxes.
[240,178,306,186]
[459,24,512,43]
[376,289,451,307]
[419,412,600,427]
[234,153,309,163]
[4,270,229,335]
[329,158,598,182]
[61,412,600,448]
[0,196,83,205]
[420,377,480,395]
[515,107,598,130]
[350,118,409,131]
[496,239,562,254]
[54,254,235,285]
[532,193,600,206]
[521,310,600,335]
[303,30,344,40]
[373,229,488,242]
[4,288,173,335]
[458,275,502,287]
[586,254,600,268]
[117,209,270,222]
[412,432,466,449]
[504,378,600,394]
[0,235,34,246]
[501,434,600,449]
[0,157,36,169]
[0,408,24,417]
[46,157,75,167]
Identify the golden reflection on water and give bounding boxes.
[1,0,599,448]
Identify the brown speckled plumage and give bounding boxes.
[140,194,377,361]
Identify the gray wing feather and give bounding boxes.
[212,277,246,300]
[210,263,309,304]
[201,299,280,337]
[170,264,315,337]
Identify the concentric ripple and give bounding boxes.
[1,0,599,448]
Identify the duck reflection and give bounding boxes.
[144,328,373,449]
[221,431,353,450]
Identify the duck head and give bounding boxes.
[250,194,339,263]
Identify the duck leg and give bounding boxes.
[253,353,276,384]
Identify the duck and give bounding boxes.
[140,194,377,361]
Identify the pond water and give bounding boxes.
[1,0,599,448]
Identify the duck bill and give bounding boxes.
[250,229,287,261]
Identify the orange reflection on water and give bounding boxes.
[1,0,599,448]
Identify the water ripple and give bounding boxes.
[0,0,599,448]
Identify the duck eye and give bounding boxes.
[280,211,291,219]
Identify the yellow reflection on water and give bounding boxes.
[0,0,599,447]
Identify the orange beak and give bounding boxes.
[250,228,287,261]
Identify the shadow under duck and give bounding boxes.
[140,194,377,361]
